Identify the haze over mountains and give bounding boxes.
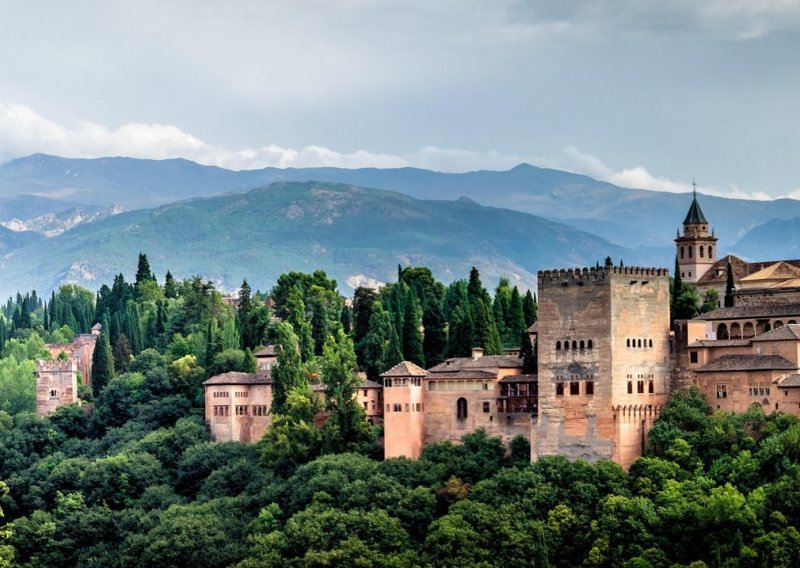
[0,153,795,298]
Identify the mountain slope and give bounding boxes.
[1,155,797,258]
[0,182,648,298]
[731,218,800,260]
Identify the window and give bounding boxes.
[457,397,468,419]
[386,404,390,412]
[556,383,564,396]
[699,245,704,258]
[588,339,593,349]
[572,341,577,350]
[690,351,698,363]
[393,403,402,412]
[716,384,728,399]
[556,341,561,350]
[637,381,644,394]
[579,340,585,350]
[49,389,58,400]
[688,246,692,258]
[627,381,633,394]
[708,246,713,257]
[363,389,368,396]
[363,402,368,410]
[638,339,642,348]
[570,382,580,395]
[648,380,654,394]
[483,401,490,413]
[627,338,631,347]
[404,404,409,412]
[680,246,685,259]
[585,381,594,395]
[649,339,653,348]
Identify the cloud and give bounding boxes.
[561,145,776,200]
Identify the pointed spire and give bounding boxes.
[683,181,708,225]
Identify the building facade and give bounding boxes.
[35,359,79,417]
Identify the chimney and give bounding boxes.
[471,347,484,360]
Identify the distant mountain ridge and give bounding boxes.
[1,154,798,260]
[0,181,650,299]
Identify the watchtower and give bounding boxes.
[675,184,717,283]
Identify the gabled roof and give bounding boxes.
[687,339,751,348]
[361,379,383,389]
[380,361,428,378]
[692,303,800,321]
[254,345,276,357]
[696,354,797,372]
[527,322,539,333]
[740,261,800,283]
[203,372,272,386]
[751,324,800,342]
[683,195,708,225]
[462,355,523,369]
[428,370,497,380]
[778,374,800,388]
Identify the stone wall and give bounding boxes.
[205,384,273,442]
[35,360,78,417]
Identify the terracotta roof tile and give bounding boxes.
[778,374,800,388]
[498,374,538,383]
[427,370,497,380]
[751,324,800,342]
[203,371,271,386]
[696,354,797,372]
[687,339,752,348]
[693,304,800,321]
[380,361,428,378]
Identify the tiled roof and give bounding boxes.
[751,324,800,342]
[361,379,383,389]
[696,255,800,286]
[381,361,428,378]
[687,339,752,348]
[426,358,469,373]
[740,261,800,282]
[462,355,523,369]
[692,304,800,321]
[498,374,538,383]
[778,374,800,388]
[696,354,797,372]
[527,322,539,333]
[203,372,271,386]
[683,195,709,225]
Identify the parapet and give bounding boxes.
[35,360,77,373]
[538,266,668,288]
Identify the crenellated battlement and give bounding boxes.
[538,266,668,287]
[35,360,77,373]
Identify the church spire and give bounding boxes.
[683,181,708,226]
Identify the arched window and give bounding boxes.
[708,245,713,257]
[49,389,58,399]
[743,322,755,339]
[456,397,468,420]
[564,341,570,351]
[688,246,693,258]
[627,338,630,347]
[648,339,653,348]
[699,245,704,258]
[717,323,729,340]
[775,320,784,329]
[587,339,593,349]
[638,339,642,348]
[680,246,685,259]
[579,340,585,350]
[556,341,561,350]
[572,340,577,350]
[730,322,742,338]
[789,320,797,325]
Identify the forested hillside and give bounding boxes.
[0,258,797,567]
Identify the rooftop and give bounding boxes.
[203,371,272,386]
[692,303,800,321]
[683,194,709,225]
[779,374,800,388]
[750,324,800,342]
[696,354,797,373]
[380,360,428,378]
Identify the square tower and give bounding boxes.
[533,266,671,467]
[35,359,79,416]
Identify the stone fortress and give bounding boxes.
[380,191,800,467]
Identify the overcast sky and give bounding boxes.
[0,1,798,199]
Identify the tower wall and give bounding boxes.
[383,381,425,459]
[534,267,670,467]
[35,360,79,417]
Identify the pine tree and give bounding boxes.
[238,280,255,349]
[270,322,306,414]
[91,330,114,396]
[135,252,155,285]
[164,271,178,299]
[467,266,486,302]
[724,259,735,308]
[523,290,537,327]
[243,348,257,373]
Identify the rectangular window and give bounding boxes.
[690,351,698,363]
[483,401,490,413]
[404,404,409,412]
[648,380,654,394]
[570,382,580,395]
[716,384,728,399]
[363,402,368,410]
[363,389,368,396]
[585,381,594,395]
[627,381,633,394]
[556,383,564,396]
[637,381,644,394]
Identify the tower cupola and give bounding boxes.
[675,182,717,284]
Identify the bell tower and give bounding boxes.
[675,182,717,284]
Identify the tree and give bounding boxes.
[285,286,314,362]
[401,291,425,367]
[270,322,306,414]
[91,329,114,397]
[422,297,447,368]
[164,271,178,299]
[701,288,720,313]
[507,286,526,347]
[359,301,403,381]
[725,259,735,308]
[523,290,537,327]
[260,386,323,475]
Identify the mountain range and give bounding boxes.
[0,153,796,297]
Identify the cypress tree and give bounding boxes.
[91,330,114,396]
[270,322,306,414]
[423,297,447,367]
[285,286,314,362]
[243,348,257,373]
[164,271,178,299]
[508,287,526,346]
[523,290,537,327]
[724,259,735,308]
[135,252,155,285]
[310,295,330,356]
[446,304,473,358]
[402,292,425,367]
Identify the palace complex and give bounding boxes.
[186,191,800,467]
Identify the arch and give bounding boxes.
[572,340,578,350]
[563,341,569,351]
[588,339,593,349]
[688,246,693,258]
[717,323,729,340]
[579,340,585,350]
[648,339,653,348]
[556,341,561,350]
[638,339,642,348]
[699,245,704,258]
[789,320,798,325]
[626,338,631,347]
[708,245,713,258]
[680,246,685,259]
[730,322,742,338]
[775,320,784,329]
[743,322,755,339]
[456,397,468,420]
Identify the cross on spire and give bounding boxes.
[692,178,697,199]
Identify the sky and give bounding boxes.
[0,0,798,200]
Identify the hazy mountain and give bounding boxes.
[1,155,797,262]
[0,181,650,299]
[731,218,800,261]
[0,205,124,237]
